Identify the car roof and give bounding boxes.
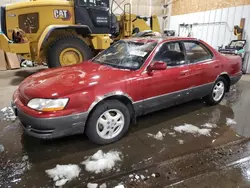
[124,36,199,43]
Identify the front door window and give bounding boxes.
[153,42,186,67]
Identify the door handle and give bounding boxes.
[180,70,189,76]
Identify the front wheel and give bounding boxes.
[203,77,227,105]
[85,100,130,145]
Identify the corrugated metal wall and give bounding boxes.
[170,5,250,73]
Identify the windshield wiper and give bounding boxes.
[93,59,134,70]
[93,59,104,64]
[103,62,134,70]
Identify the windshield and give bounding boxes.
[93,40,158,70]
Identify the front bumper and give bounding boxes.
[15,105,89,139]
[230,71,243,85]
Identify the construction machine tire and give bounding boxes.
[47,37,93,68]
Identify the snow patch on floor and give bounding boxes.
[114,184,125,188]
[87,183,98,188]
[55,179,68,187]
[174,124,211,136]
[100,183,107,188]
[135,175,140,179]
[201,123,217,128]
[0,107,16,121]
[45,164,81,187]
[129,173,147,181]
[226,118,237,125]
[11,178,22,183]
[178,139,184,144]
[147,131,164,140]
[168,132,176,137]
[87,183,107,188]
[0,144,4,153]
[129,172,158,182]
[22,155,28,161]
[140,174,145,180]
[81,150,122,174]
[7,155,31,183]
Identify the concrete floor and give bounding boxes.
[1,67,250,187]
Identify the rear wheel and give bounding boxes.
[203,77,227,105]
[85,100,130,145]
[47,37,93,68]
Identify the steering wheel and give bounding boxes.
[120,57,140,68]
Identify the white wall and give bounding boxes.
[0,0,29,6]
[169,5,250,73]
[112,0,164,32]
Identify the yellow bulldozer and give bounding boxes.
[0,0,161,68]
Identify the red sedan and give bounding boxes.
[12,37,242,144]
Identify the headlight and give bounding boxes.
[27,98,69,111]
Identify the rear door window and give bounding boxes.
[183,41,213,63]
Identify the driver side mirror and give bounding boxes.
[147,61,167,71]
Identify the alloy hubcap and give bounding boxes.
[96,109,125,139]
[212,81,225,101]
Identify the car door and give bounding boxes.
[183,41,220,99]
[141,41,192,114]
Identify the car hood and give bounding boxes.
[18,61,132,103]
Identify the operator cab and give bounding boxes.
[75,0,110,34]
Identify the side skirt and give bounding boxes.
[133,82,214,117]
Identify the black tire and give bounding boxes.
[85,100,130,145]
[47,36,93,68]
[203,77,228,105]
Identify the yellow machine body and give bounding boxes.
[0,0,161,66]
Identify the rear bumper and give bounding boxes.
[15,105,88,139]
[230,72,243,85]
